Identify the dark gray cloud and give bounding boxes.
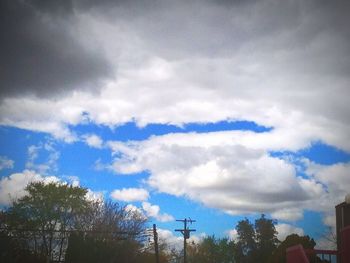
[0,0,113,99]
[1,0,350,99]
[81,0,350,65]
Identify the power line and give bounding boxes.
[175,218,196,263]
[0,227,143,235]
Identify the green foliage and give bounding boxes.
[65,200,147,263]
[185,215,279,263]
[65,232,142,263]
[3,181,91,262]
[235,218,257,263]
[255,214,279,262]
[0,225,46,263]
[234,215,279,263]
[1,181,151,263]
[188,236,235,263]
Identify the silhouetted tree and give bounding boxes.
[233,215,279,263]
[187,236,235,263]
[255,214,279,262]
[2,182,91,262]
[65,200,147,263]
[234,218,257,263]
[0,218,46,263]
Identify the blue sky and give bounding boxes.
[1,0,350,249]
[1,121,349,246]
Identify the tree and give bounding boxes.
[0,211,46,263]
[234,218,257,263]
[187,236,235,263]
[2,182,92,262]
[233,215,279,263]
[255,214,279,263]
[2,181,153,263]
[65,200,147,263]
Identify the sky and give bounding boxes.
[1,0,350,249]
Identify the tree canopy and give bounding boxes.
[2,182,91,262]
[234,215,279,263]
[65,200,147,263]
[1,182,327,263]
[0,181,147,263]
[187,236,235,263]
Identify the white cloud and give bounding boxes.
[25,142,60,175]
[0,170,60,205]
[0,97,80,142]
[110,188,149,202]
[107,132,326,217]
[157,228,183,251]
[227,229,238,242]
[106,131,350,221]
[64,175,80,187]
[125,203,143,214]
[124,202,174,222]
[0,1,349,235]
[1,2,349,152]
[271,208,304,222]
[85,189,104,202]
[82,134,103,148]
[141,202,174,222]
[275,224,304,241]
[317,212,337,249]
[157,228,205,252]
[0,156,14,171]
[304,160,350,212]
[322,213,336,229]
[0,170,103,206]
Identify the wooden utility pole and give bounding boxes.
[175,218,196,263]
[153,224,160,263]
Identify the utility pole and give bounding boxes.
[175,218,196,263]
[153,224,160,263]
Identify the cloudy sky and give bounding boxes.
[1,0,350,247]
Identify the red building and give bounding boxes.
[287,195,350,263]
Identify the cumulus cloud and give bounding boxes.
[107,131,326,217]
[0,170,103,206]
[82,134,104,148]
[271,208,304,222]
[64,175,80,187]
[157,228,205,251]
[124,202,174,223]
[275,224,304,241]
[227,229,239,242]
[157,228,183,251]
[304,160,350,212]
[0,0,349,236]
[0,0,349,152]
[0,156,14,171]
[0,170,60,205]
[125,203,143,214]
[141,202,174,222]
[25,142,60,174]
[85,189,104,203]
[110,187,149,202]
